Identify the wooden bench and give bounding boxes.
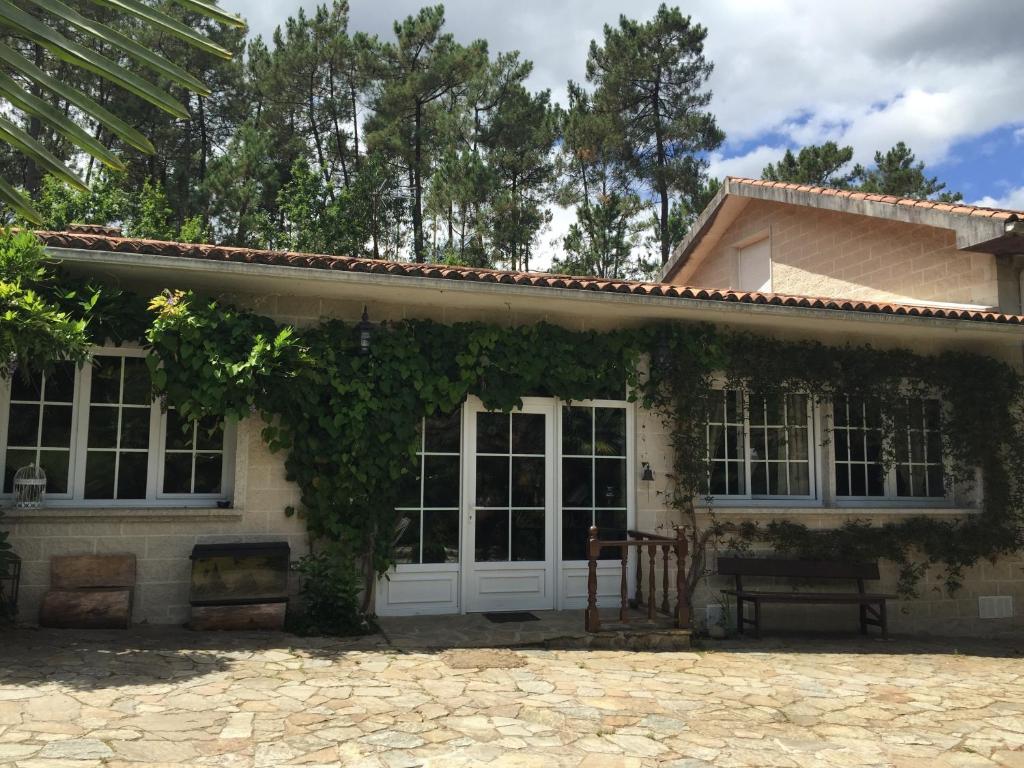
[39,554,136,629]
[717,557,894,638]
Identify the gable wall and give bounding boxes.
[687,199,1001,307]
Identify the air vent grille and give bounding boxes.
[979,595,1014,619]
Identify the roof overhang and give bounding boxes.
[661,178,1024,283]
[46,246,1024,352]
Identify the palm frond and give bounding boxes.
[0,0,245,223]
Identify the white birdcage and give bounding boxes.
[13,463,46,509]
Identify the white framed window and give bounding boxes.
[560,402,629,561]
[831,395,945,500]
[393,410,461,564]
[707,390,816,500]
[736,236,772,292]
[1,348,234,506]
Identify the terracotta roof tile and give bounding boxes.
[727,176,1022,221]
[35,230,1024,326]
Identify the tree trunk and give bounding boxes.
[412,102,424,262]
[350,81,360,170]
[653,78,670,265]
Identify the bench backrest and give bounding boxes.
[51,554,136,589]
[717,556,879,581]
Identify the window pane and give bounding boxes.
[424,410,460,453]
[423,455,459,507]
[595,458,626,507]
[511,456,544,507]
[594,408,626,456]
[90,358,121,404]
[4,449,34,493]
[88,407,119,448]
[84,452,115,499]
[121,358,151,405]
[41,405,72,447]
[44,363,75,403]
[422,509,458,564]
[562,457,592,507]
[835,463,849,496]
[37,450,70,494]
[194,453,223,494]
[7,404,39,446]
[475,509,508,561]
[396,463,421,508]
[163,453,192,494]
[511,413,545,454]
[787,426,808,460]
[927,466,944,497]
[475,456,509,507]
[117,453,148,499]
[393,512,420,564]
[867,464,885,496]
[562,406,592,455]
[476,412,508,453]
[120,408,151,450]
[788,463,809,495]
[511,509,544,561]
[196,417,224,451]
[10,372,41,401]
[165,410,194,450]
[595,509,627,552]
[751,462,767,495]
[561,508,592,560]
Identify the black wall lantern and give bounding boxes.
[641,462,655,482]
[355,306,374,356]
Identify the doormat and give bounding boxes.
[483,611,539,623]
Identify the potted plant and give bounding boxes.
[0,508,20,621]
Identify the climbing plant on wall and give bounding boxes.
[9,233,1022,632]
[145,290,1024,627]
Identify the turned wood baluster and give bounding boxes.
[619,543,629,623]
[647,543,656,620]
[661,544,670,614]
[585,526,600,633]
[674,526,690,628]
[634,536,643,609]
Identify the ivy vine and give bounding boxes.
[42,283,1024,625]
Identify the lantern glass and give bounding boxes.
[356,306,373,356]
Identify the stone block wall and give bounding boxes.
[686,199,1001,308]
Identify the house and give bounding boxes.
[3,177,1024,635]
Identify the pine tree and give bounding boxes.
[762,142,855,187]
[587,5,724,265]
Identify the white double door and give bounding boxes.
[461,398,556,612]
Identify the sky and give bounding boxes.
[220,0,1024,265]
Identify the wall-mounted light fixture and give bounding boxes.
[641,462,655,482]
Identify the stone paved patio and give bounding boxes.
[1,626,1023,767]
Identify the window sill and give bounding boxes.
[3,506,244,523]
[698,503,977,517]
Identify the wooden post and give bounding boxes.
[674,526,690,629]
[619,543,629,624]
[585,525,600,632]
[634,534,643,609]
[661,544,670,614]
[647,543,656,620]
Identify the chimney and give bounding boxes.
[67,222,123,237]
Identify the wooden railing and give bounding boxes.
[585,525,689,633]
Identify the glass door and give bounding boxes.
[462,398,555,612]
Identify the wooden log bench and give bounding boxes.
[39,554,136,629]
[717,557,894,638]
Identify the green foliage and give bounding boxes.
[587,4,724,265]
[289,547,368,636]
[640,325,1024,599]
[762,142,856,187]
[0,228,89,378]
[759,140,962,202]
[852,141,962,202]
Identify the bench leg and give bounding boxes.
[736,597,744,635]
[879,600,888,640]
[859,603,868,635]
[753,599,761,639]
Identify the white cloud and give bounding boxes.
[218,0,1024,252]
[1015,127,1024,145]
[707,145,787,181]
[972,187,1024,212]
